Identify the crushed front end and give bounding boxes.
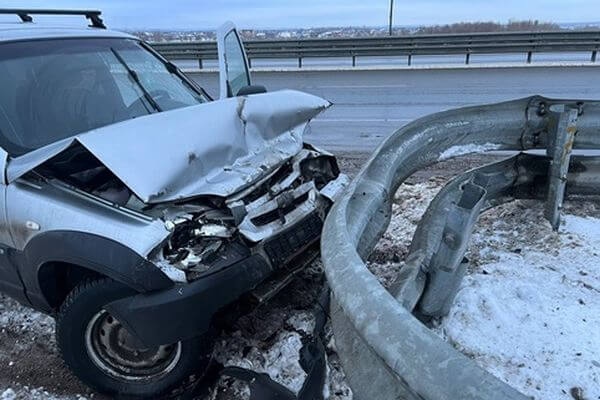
[106,146,348,347]
[155,146,347,281]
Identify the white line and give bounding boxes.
[314,118,413,122]
[315,84,409,89]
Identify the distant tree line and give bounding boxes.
[133,20,586,42]
[407,20,561,35]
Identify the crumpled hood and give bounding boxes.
[7,90,330,203]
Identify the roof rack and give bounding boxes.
[0,9,106,29]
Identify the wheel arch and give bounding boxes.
[20,230,173,311]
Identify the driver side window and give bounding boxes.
[224,32,250,97]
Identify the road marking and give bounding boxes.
[313,84,409,89]
[314,118,413,122]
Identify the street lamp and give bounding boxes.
[388,0,394,36]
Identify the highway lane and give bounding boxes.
[188,66,600,152]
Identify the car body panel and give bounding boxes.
[0,25,134,43]
[6,178,169,256]
[6,89,331,204]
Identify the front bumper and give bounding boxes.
[106,254,272,347]
[106,208,330,347]
[108,163,348,347]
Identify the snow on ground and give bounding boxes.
[433,203,600,400]
[375,179,600,400]
[207,262,352,399]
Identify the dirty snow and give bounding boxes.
[375,179,600,400]
[432,203,600,400]
[208,262,352,399]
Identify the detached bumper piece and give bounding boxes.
[105,255,272,347]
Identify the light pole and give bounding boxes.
[388,0,394,36]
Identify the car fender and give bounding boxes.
[19,230,173,310]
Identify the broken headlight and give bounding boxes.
[300,155,340,189]
[162,215,234,276]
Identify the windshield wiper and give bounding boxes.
[110,48,162,113]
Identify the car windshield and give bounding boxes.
[0,38,208,156]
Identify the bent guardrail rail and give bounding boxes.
[150,30,600,68]
[320,96,600,400]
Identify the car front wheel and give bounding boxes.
[56,278,212,398]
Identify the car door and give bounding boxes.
[0,146,28,303]
[217,21,252,98]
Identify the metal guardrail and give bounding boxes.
[320,96,600,399]
[151,30,600,68]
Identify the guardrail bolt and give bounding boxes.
[443,231,458,247]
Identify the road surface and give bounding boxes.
[189,66,600,153]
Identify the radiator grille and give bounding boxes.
[263,213,323,265]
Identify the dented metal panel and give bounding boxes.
[7,90,330,204]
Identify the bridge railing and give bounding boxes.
[150,30,600,68]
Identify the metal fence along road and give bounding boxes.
[151,30,600,68]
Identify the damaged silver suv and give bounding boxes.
[0,10,347,398]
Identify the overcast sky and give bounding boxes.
[2,0,599,30]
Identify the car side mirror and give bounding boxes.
[236,85,267,96]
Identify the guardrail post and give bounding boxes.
[465,53,470,65]
[198,58,203,69]
[352,55,357,67]
[248,58,252,68]
[298,57,302,68]
[544,106,579,230]
[408,54,412,66]
[527,51,533,64]
[592,50,597,63]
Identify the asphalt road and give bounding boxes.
[189,66,600,153]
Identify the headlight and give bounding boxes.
[300,155,340,189]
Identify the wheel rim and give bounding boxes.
[85,310,182,381]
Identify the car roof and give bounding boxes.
[0,23,136,43]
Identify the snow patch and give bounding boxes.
[215,331,308,394]
[433,208,600,400]
[1,389,15,400]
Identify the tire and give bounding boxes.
[56,278,213,398]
